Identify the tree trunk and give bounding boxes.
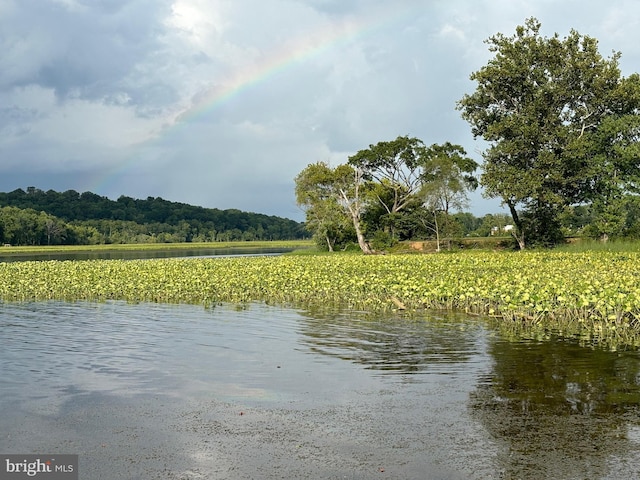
[342,197,372,253]
[433,211,441,252]
[507,201,526,250]
[339,170,373,255]
[325,235,334,252]
[352,215,372,254]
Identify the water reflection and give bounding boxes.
[470,335,640,479]
[2,301,640,478]
[296,307,485,376]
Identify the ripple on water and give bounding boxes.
[1,301,639,479]
[0,301,490,404]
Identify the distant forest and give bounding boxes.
[0,187,307,245]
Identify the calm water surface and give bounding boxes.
[0,246,294,262]
[1,301,639,479]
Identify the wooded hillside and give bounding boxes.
[0,187,307,245]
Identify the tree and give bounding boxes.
[295,162,353,251]
[457,17,640,248]
[334,164,373,254]
[583,196,626,242]
[415,204,446,252]
[42,213,66,245]
[452,212,483,236]
[295,162,372,253]
[419,143,478,250]
[623,195,640,238]
[0,206,53,245]
[420,142,478,214]
[348,135,426,220]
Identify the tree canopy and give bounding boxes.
[295,162,356,251]
[457,17,640,248]
[348,135,426,216]
[295,136,478,252]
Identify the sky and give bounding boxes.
[1,0,639,221]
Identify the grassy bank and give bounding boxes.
[0,250,639,347]
[0,240,313,256]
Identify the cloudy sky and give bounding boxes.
[1,0,639,220]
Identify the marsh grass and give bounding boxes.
[554,239,640,253]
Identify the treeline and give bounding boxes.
[0,188,307,245]
[391,204,640,244]
[295,131,640,252]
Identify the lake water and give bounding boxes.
[0,246,295,262]
[1,301,639,479]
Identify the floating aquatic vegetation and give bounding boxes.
[1,251,639,345]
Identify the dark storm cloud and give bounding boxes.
[3,0,173,108]
[1,0,639,220]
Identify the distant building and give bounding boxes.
[490,224,514,235]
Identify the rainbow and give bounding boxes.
[90,6,416,194]
[173,6,416,125]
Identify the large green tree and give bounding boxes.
[458,18,640,248]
